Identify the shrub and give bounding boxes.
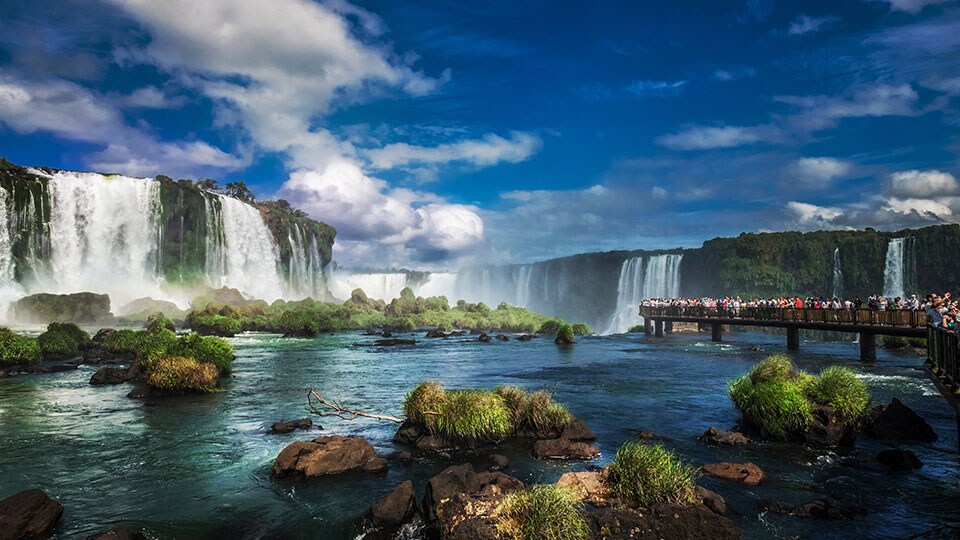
[147,356,219,393]
[174,333,234,374]
[749,354,796,385]
[555,324,575,344]
[907,337,927,349]
[805,366,870,423]
[607,442,699,507]
[496,385,571,435]
[729,377,812,440]
[496,485,589,540]
[104,329,139,355]
[571,323,592,336]
[0,327,41,365]
[274,309,321,337]
[145,313,176,334]
[186,312,240,337]
[537,320,562,335]
[437,390,512,441]
[37,323,89,359]
[133,329,179,370]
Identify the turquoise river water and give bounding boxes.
[0,329,958,539]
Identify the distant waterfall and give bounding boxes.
[329,270,411,301]
[832,248,843,298]
[417,272,459,299]
[0,188,24,314]
[883,238,906,299]
[604,254,683,335]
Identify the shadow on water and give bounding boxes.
[0,329,957,539]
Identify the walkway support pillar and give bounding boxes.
[859,332,876,362]
[787,327,800,351]
[665,321,674,334]
[711,323,722,342]
[644,318,652,336]
[654,319,664,337]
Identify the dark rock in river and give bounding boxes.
[373,338,416,347]
[425,329,448,338]
[698,427,749,445]
[803,404,857,447]
[531,437,600,459]
[477,333,491,343]
[0,489,64,540]
[422,463,524,538]
[488,454,509,471]
[90,367,131,386]
[696,486,733,518]
[876,449,923,471]
[79,525,147,540]
[758,497,867,520]
[701,462,766,486]
[126,384,153,399]
[270,418,313,434]
[517,334,535,341]
[367,480,417,528]
[273,435,387,478]
[495,334,509,341]
[587,503,743,540]
[866,398,938,443]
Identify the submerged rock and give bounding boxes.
[477,333,491,343]
[270,418,314,434]
[78,525,147,540]
[495,334,509,341]
[273,435,387,478]
[876,449,923,471]
[0,489,64,540]
[372,338,416,347]
[587,503,743,540]
[696,486,733,517]
[89,367,131,386]
[758,497,867,520]
[425,329,448,338]
[698,427,749,446]
[531,437,600,459]
[701,462,766,486]
[488,454,509,471]
[866,398,938,443]
[516,334,535,341]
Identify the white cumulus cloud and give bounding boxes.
[365,132,541,170]
[889,170,960,198]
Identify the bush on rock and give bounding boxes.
[607,442,699,507]
[0,327,41,365]
[496,484,589,540]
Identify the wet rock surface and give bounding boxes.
[273,435,387,478]
[0,489,64,540]
[698,427,750,445]
[866,398,938,443]
[701,462,767,486]
[270,418,314,434]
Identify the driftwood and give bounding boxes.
[307,389,404,423]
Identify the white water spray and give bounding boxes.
[883,238,905,299]
[832,247,843,298]
[604,254,683,335]
[216,194,285,302]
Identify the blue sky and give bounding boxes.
[1,0,959,268]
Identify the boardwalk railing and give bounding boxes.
[639,306,927,328]
[927,324,960,398]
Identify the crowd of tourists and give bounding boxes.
[640,293,959,330]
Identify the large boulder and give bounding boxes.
[422,464,524,540]
[272,435,387,478]
[876,449,923,471]
[0,489,64,540]
[866,398,938,443]
[701,462,766,486]
[531,437,600,460]
[587,503,743,540]
[698,427,749,446]
[367,481,417,528]
[10,292,112,324]
[117,297,187,322]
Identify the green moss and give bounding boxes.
[145,314,176,334]
[187,312,242,337]
[173,333,234,374]
[805,366,870,423]
[37,322,90,359]
[496,484,589,540]
[555,324,575,344]
[0,327,42,365]
[147,356,219,393]
[607,442,699,507]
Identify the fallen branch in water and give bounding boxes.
[307,388,404,423]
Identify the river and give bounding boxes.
[0,329,957,539]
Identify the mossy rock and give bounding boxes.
[10,292,111,324]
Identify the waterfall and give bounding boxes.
[216,194,285,302]
[883,238,905,299]
[0,188,25,315]
[203,195,227,286]
[328,270,410,301]
[515,265,534,308]
[35,170,164,308]
[832,248,843,298]
[603,254,683,335]
[417,272,458,299]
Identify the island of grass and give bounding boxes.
[2,322,94,374]
[182,286,593,338]
[393,382,599,459]
[729,354,871,445]
[89,314,234,395]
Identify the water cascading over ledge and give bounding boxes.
[0,162,336,316]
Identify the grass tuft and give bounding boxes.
[749,353,796,385]
[805,366,870,423]
[437,390,512,441]
[496,484,590,540]
[147,356,219,393]
[607,442,699,507]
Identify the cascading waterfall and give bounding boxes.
[0,188,25,314]
[328,270,410,302]
[604,254,683,335]
[203,195,228,286]
[215,194,285,302]
[883,238,905,299]
[285,224,325,299]
[417,272,459,298]
[37,170,164,308]
[832,247,843,298]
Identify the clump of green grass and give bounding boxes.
[730,377,812,440]
[0,327,41,365]
[147,356,219,393]
[607,442,699,507]
[749,353,796,385]
[404,382,572,441]
[437,389,512,440]
[496,484,589,540]
[173,332,234,374]
[805,366,870,424]
[37,322,90,359]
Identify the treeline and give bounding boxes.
[186,287,592,338]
